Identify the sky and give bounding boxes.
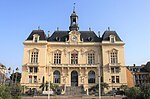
[0,0,150,72]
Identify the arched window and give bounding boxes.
[88,70,95,83]
[53,70,60,83]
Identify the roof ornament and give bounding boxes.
[73,3,76,13]
[108,27,110,31]
[89,27,91,31]
[38,26,41,30]
[57,27,59,31]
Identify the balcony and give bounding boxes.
[50,64,98,68]
[26,63,39,66]
[109,63,121,66]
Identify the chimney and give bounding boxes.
[108,27,110,31]
[57,27,59,31]
[98,31,100,38]
[48,31,50,37]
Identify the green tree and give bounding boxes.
[21,85,29,94]
[0,84,22,99]
[120,85,128,91]
[39,81,48,91]
[140,83,150,99]
[0,85,12,99]
[89,82,109,95]
[10,72,21,83]
[10,83,22,98]
[125,87,141,99]
[39,81,59,93]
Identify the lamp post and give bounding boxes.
[15,67,19,84]
[98,64,101,99]
[48,74,50,99]
[8,67,11,85]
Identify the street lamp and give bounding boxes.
[98,64,101,99]
[15,67,19,84]
[48,74,50,99]
[8,67,12,85]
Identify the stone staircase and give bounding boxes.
[65,86,84,96]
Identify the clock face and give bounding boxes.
[72,35,77,41]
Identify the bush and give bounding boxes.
[0,84,22,99]
[125,87,141,99]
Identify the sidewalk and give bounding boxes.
[23,95,125,99]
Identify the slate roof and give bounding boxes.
[128,62,150,72]
[47,31,101,42]
[26,30,47,40]
[144,61,150,72]
[47,31,69,42]
[102,31,122,41]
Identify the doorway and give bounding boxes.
[71,71,78,86]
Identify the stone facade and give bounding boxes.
[21,9,127,93]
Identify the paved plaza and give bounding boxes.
[23,95,125,99]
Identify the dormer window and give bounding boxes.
[33,34,40,43]
[110,35,115,43]
[34,37,38,42]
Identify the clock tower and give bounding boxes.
[69,5,79,31]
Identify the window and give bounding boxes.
[111,76,115,83]
[31,49,38,64]
[111,67,120,73]
[110,35,115,43]
[111,67,115,73]
[53,70,60,83]
[71,50,78,64]
[29,67,33,73]
[29,76,32,83]
[54,51,61,64]
[88,52,95,64]
[34,37,38,42]
[29,67,38,73]
[117,88,120,91]
[33,34,39,42]
[34,67,38,73]
[115,67,120,73]
[88,70,95,83]
[34,76,37,83]
[116,76,120,83]
[110,50,118,64]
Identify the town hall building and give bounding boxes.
[21,9,127,94]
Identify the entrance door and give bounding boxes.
[71,71,78,86]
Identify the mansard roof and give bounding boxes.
[26,30,47,40]
[102,30,122,41]
[47,31,69,42]
[128,62,150,72]
[47,31,101,42]
[144,61,150,72]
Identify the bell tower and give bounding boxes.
[69,3,79,31]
